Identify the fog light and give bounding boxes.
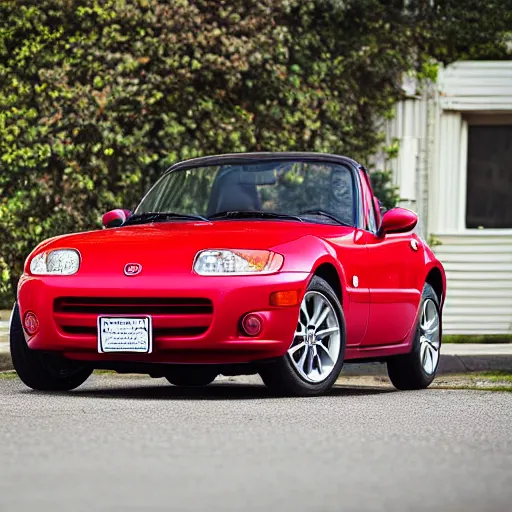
[241,314,262,337]
[270,290,299,307]
[23,311,39,335]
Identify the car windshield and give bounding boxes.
[134,160,355,225]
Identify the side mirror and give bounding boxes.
[378,207,417,236]
[102,209,131,228]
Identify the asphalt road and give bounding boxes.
[0,374,511,512]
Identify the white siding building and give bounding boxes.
[379,61,512,335]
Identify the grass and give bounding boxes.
[469,371,512,383]
[0,371,18,379]
[442,334,512,344]
[435,384,512,392]
[473,386,512,392]
[433,371,512,392]
[0,369,117,378]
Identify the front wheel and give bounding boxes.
[387,283,441,390]
[259,276,346,397]
[10,304,93,391]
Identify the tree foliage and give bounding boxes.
[1,0,511,305]
[414,0,512,65]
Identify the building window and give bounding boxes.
[466,124,512,229]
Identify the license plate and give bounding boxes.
[98,316,152,353]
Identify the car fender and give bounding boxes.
[423,261,447,307]
[22,233,75,274]
[271,235,349,302]
[420,239,447,308]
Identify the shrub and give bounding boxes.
[1,0,510,306]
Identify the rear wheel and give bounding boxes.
[165,366,218,387]
[387,283,441,390]
[10,304,93,391]
[259,276,346,396]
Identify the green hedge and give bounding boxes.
[1,0,510,307]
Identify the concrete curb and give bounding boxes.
[439,354,512,373]
[0,351,12,372]
[342,354,512,376]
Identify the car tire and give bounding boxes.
[165,366,218,387]
[10,304,93,391]
[259,276,346,397]
[387,283,442,390]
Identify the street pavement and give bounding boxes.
[0,374,511,512]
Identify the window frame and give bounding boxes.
[135,155,362,228]
[458,114,512,234]
[357,167,379,234]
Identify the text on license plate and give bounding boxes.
[97,316,152,353]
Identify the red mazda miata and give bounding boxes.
[10,152,445,396]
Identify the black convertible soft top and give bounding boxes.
[163,151,363,176]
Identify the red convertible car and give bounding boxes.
[10,152,445,396]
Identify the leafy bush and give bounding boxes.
[1,0,510,306]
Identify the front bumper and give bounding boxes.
[17,272,310,364]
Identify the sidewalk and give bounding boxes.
[1,313,512,374]
[342,344,512,376]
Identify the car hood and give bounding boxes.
[30,220,354,275]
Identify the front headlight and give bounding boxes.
[29,249,81,275]
[193,249,283,275]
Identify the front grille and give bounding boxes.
[53,297,213,339]
[54,297,213,315]
[60,325,208,337]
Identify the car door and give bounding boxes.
[357,169,424,346]
[327,227,370,348]
[320,165,370,347]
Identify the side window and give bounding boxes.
[358,169,377,233]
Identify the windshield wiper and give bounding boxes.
[124,212,209,225]
[299,210,351,226]
[208,210,304,222]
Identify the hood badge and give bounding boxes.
[124,263,142,276]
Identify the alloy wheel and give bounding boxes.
[419,298,441,375]
[287,291,341,383]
